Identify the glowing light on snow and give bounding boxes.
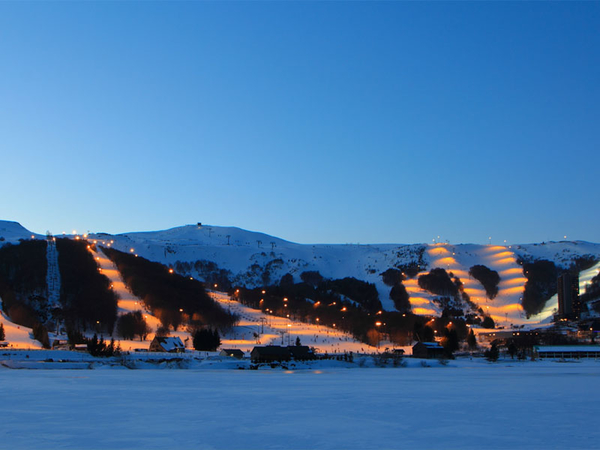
[481,246,506,253]
[409,297,432,305]
[413,307,437,315]
[428,246,450,256]
[500,268,523,276]
[435,257,457,266]
[494,257,517,266]
[490,251,514,259]
[500,286,526,295]
[500,277,528,286]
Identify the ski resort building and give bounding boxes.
[412,342,445,359]
[149,336,186,353]
[288,345,315,361]
[251,346,291,363]
[219,349,245,359]
[534,345,600,360]
[557,273,581,320]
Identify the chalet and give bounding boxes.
[251,346,291,363]
[219,349,245,359]
[288,345,315,361]
[412,342,446,359]
[149,336,186,353]
[51,339,69,350]
[534,345,600,360]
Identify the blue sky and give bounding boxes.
[1,2,598,245]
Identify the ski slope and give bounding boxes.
[83,225,600,327]
[0,305,41,349]
[90,246,374,353]
[3,220,600,328]
[407,243,530,326]
[209,291,378,354]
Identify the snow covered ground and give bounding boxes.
[1,360,599,449]
[3,220,600,344]
[86,245,378,353]
[89,223,600,327]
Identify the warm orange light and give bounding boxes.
[501,286,526,295]
[428,247,450,256]
[409,297,433,305]
[490,251,514,259]
[413,307,437,315]
[494,257,517,265]
[500,277,528,286]
[500,268,523,276]
[436,257,457,266]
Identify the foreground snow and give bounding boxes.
[1,360,598,449]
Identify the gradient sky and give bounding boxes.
[1,1,599,245]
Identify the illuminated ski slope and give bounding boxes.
[89,246,375,353]
[406,244,533,326]
[209,291,379,354]
[0,306,41,349]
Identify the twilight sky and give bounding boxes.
[1,2,598,245]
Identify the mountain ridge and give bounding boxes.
[2,220,599,327]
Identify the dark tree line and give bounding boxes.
[57,238,118,333]
[380,268,406,287]
[116,311,150,340]
[102,247,237,331]
[192,328,221,351]
[418,268,458,297]
[520,259,558,317]
[87,334,120,357]
[0,240,48,327]
[469,265,501,299]
[233,273,470,348]
[389,283,411,313]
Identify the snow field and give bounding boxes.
[1,362,599,449]
[210,291,380,354]
[91,248,374,354]
[408,244,535,326]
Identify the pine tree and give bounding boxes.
[507,342,517,359]
[467,329,477,350]
[295,336,301,346]
[0,323,5,341]
[485,343,499,362]
[33,323,50,349]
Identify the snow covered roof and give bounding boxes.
[535,345,600,353]
[153,336,185,351]
[418,342,444,349]
[220,349,244,357]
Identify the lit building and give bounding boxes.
[557,273,580,320]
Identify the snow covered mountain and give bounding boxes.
[2,220,600,328]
